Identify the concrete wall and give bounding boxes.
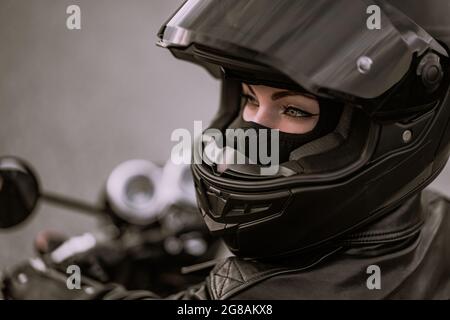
[0,0,218,268]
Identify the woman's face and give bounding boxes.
[241,83,320,134]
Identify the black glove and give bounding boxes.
[34,230,127,284]
[2,257,161,300]
[1,258,105,300]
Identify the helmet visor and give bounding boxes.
[159,0,446,99]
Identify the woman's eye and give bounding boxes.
[282,105,316,118]
[242,94,259,106]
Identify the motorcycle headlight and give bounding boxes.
[106,159,162,225]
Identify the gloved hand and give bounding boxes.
[1,230,119,300]
[1,257,104,300]
[1,256,161,300]
[33,229,126,284]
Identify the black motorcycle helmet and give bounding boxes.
[157,0,450,258]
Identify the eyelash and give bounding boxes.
[241,94,258,106]
[241,94,318,119]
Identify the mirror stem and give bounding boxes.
[40,192,105,217]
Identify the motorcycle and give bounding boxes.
[0,156,224,298]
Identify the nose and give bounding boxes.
[249,104,279,129]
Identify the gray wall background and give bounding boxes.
[0,0,448,269]
[0,0,218,268]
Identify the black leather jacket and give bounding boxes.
[3,189,450,300]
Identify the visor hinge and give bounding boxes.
[417,52,444,93]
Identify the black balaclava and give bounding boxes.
[227,98,344,164]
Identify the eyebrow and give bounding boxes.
[245,85,316,101]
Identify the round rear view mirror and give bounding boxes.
[0,157,40,229]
